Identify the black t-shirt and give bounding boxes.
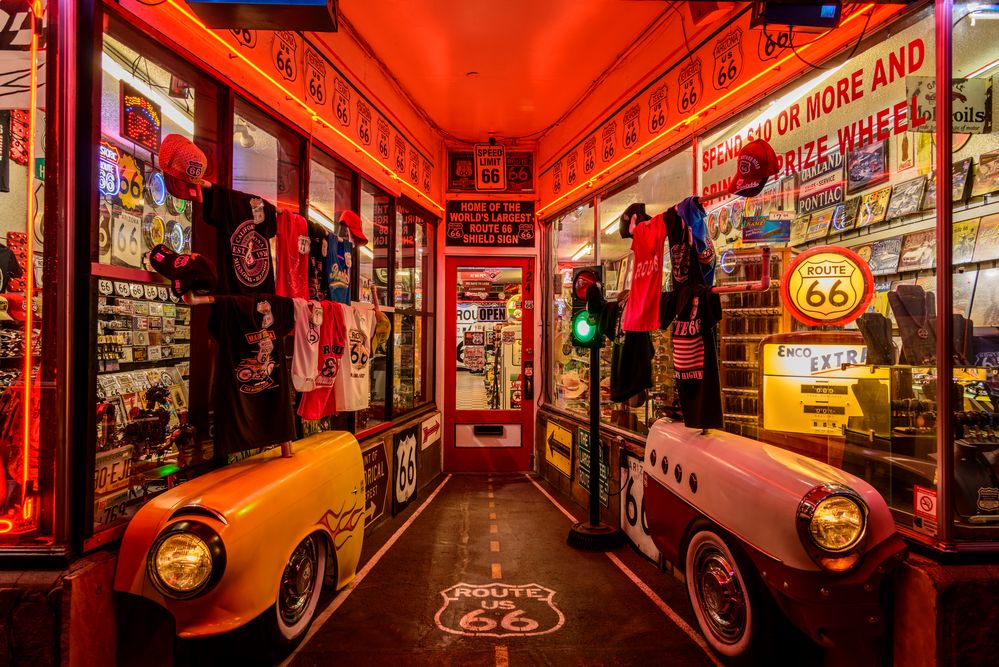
[209,295,296,455]
[661,285,723,429]
[0,245,23,293]
[604,300,654,403]
[203,185,277,295]
[307,220,330,301]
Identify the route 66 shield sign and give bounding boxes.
[712,27,743,91]
[434,583,565,638]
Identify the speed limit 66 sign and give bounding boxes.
[474,144,506,191]
[781,245,874,327]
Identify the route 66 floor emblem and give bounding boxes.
[434,583,565,638]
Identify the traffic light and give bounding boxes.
[571,266,603,348]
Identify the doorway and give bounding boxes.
[444,257,535,472]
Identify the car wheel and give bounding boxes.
[684,529,772,661]
[273,533,327,645]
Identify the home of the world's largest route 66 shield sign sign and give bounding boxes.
[435,583,565,638]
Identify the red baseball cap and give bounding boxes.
[159,134,207,203]
[2,294,28,322]
[339,210,369,246]
[728,139,780,197]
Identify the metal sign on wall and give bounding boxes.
[362,439,390,524]
[445,200,535,247]
[448,150,534,192]
[474,143,506,191]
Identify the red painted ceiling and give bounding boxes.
[338,0,683,144]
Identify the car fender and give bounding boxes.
[114,431,365,637]
[642,419,896,573]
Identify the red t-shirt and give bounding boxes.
[297,301,347,420]
[276,210,310,299]
[622,213,667,331]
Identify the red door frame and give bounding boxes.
[444,256,535,472]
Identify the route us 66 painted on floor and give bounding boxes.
[434,583,565,638]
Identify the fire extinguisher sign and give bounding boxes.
[474,143,506,191]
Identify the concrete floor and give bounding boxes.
[284,473,717,666]
[168,473,825,666]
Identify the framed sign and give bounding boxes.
[449,151,534,192]
[780,245,874,327]
[445,200,535,247]
[475,143,506,191]
[120,81,162,153]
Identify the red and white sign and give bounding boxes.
[421,413,442,451]
[914,485,937,521]
[474,143,506,191]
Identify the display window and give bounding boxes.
[690,8,946,535]
[0,0,52,546]
[91,20,220,536]
[947,3,999,539]
[393,201,435,415]
[356,180,391,431]
[233,100,303,212]
[549,203,594,415]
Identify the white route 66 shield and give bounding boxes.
[434,583,565,638]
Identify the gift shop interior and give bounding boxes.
[5,1,999,666]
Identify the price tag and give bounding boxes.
[781,245,874,327]
[474,143,506,191]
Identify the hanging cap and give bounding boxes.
[728,139,780,197]
[339,210,368,246]
[148,244,218,296]
[159,134,207,203]
[2,294,27,322]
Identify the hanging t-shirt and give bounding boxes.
[660,285,723,429]
[203,185,277,295]
[307,220,330,301]
[0,245,23,293]
[291,299,323,392]
[605,299,654,403]
[327,233,352,305]
[276,210,310,299]
[298,300,347,420]
[209,295,296,454]
[665,205,715,290]
[333,303,377,411]
[622,211,668,331]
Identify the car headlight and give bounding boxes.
[147,521,226,599]
[797,485,868,571]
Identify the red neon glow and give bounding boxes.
[22,2,40,494]
[538,4,883,217]
[0,520,12,534]
[163,0,444,213]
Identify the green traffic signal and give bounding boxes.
[572,310,598,344]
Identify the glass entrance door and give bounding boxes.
[444,257,535,471]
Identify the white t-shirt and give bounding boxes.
[291,298,324,392]
[333,302,378,411]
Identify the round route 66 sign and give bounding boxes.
[781,245,874,327]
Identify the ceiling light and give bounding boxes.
[570,243,593,261]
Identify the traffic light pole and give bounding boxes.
[567,291,624,551]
